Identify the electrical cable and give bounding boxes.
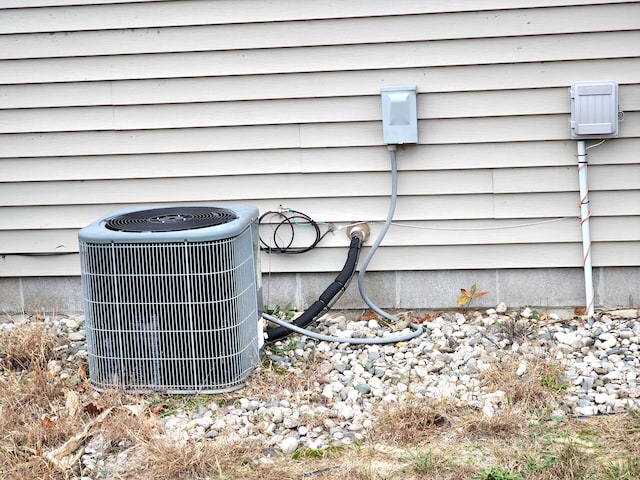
[258,208,333,254]
[387,217,575,232]
[357,145,403,323]
[585,139,606,151]
[264,232,363,342]
[263,311,423,345]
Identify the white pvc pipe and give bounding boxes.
[577,140,595,317]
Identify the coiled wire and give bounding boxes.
[258,208,333,254]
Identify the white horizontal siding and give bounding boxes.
[3,140,640,183]
[2,165,637,208]
[2,59,638,109]
[3,4,639,59]
[1,0,636,32]
[0,171,498,207]
[4,32,639,85]
[3,113,640,159]
[2,190,639,232]
[0,0,638,278]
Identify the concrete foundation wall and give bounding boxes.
[2,267,637,314]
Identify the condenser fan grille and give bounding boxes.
[105,206,237,232]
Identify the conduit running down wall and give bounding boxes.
[577,140,595,317]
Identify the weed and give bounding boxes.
[603,453,640,479]
[457,284,489,310]
[403,449,463,476]
[264,304,295,320]
[474,465,523,480]
[272,339,299,357]
[626,407,640,434]
[544,441,596,479]
[538,364,571,394]
[292,444,344,460]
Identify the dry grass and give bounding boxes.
[461,408,526,440]
[127,438,258,480]
[0,322,62,371]
[373,398,453,445]
[478,355,568,412]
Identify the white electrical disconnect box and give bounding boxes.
[570,81,619,139]
[381,85,418,144]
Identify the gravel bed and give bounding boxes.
[3,305,640,475]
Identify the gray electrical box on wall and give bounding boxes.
[570,81,619,139]
[381,85,418,144]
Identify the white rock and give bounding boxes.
[321,384,334,400]
[339,405,355,420]
[594,393,609,404]
[603,371,622,381]
[68,330,86,341]
[574,405,598,416]
[63,318,80,331]
[368,320,380,329]
[279,436,299,455]
[496,302,507,313]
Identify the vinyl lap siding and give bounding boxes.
[0,0,639,277]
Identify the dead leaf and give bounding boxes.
[122,401,149,417]
[361,309,377,321]
[83,402,107,416]
[415,313,435,323]
[64,389,81,418]
[41,415,57,429]
[390,313,411,332]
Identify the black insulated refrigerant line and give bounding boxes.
[264,231,364,342]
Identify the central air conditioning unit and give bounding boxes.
[78,204,262,394]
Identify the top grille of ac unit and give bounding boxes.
[105,206,237,232]
[78,204,262,394]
